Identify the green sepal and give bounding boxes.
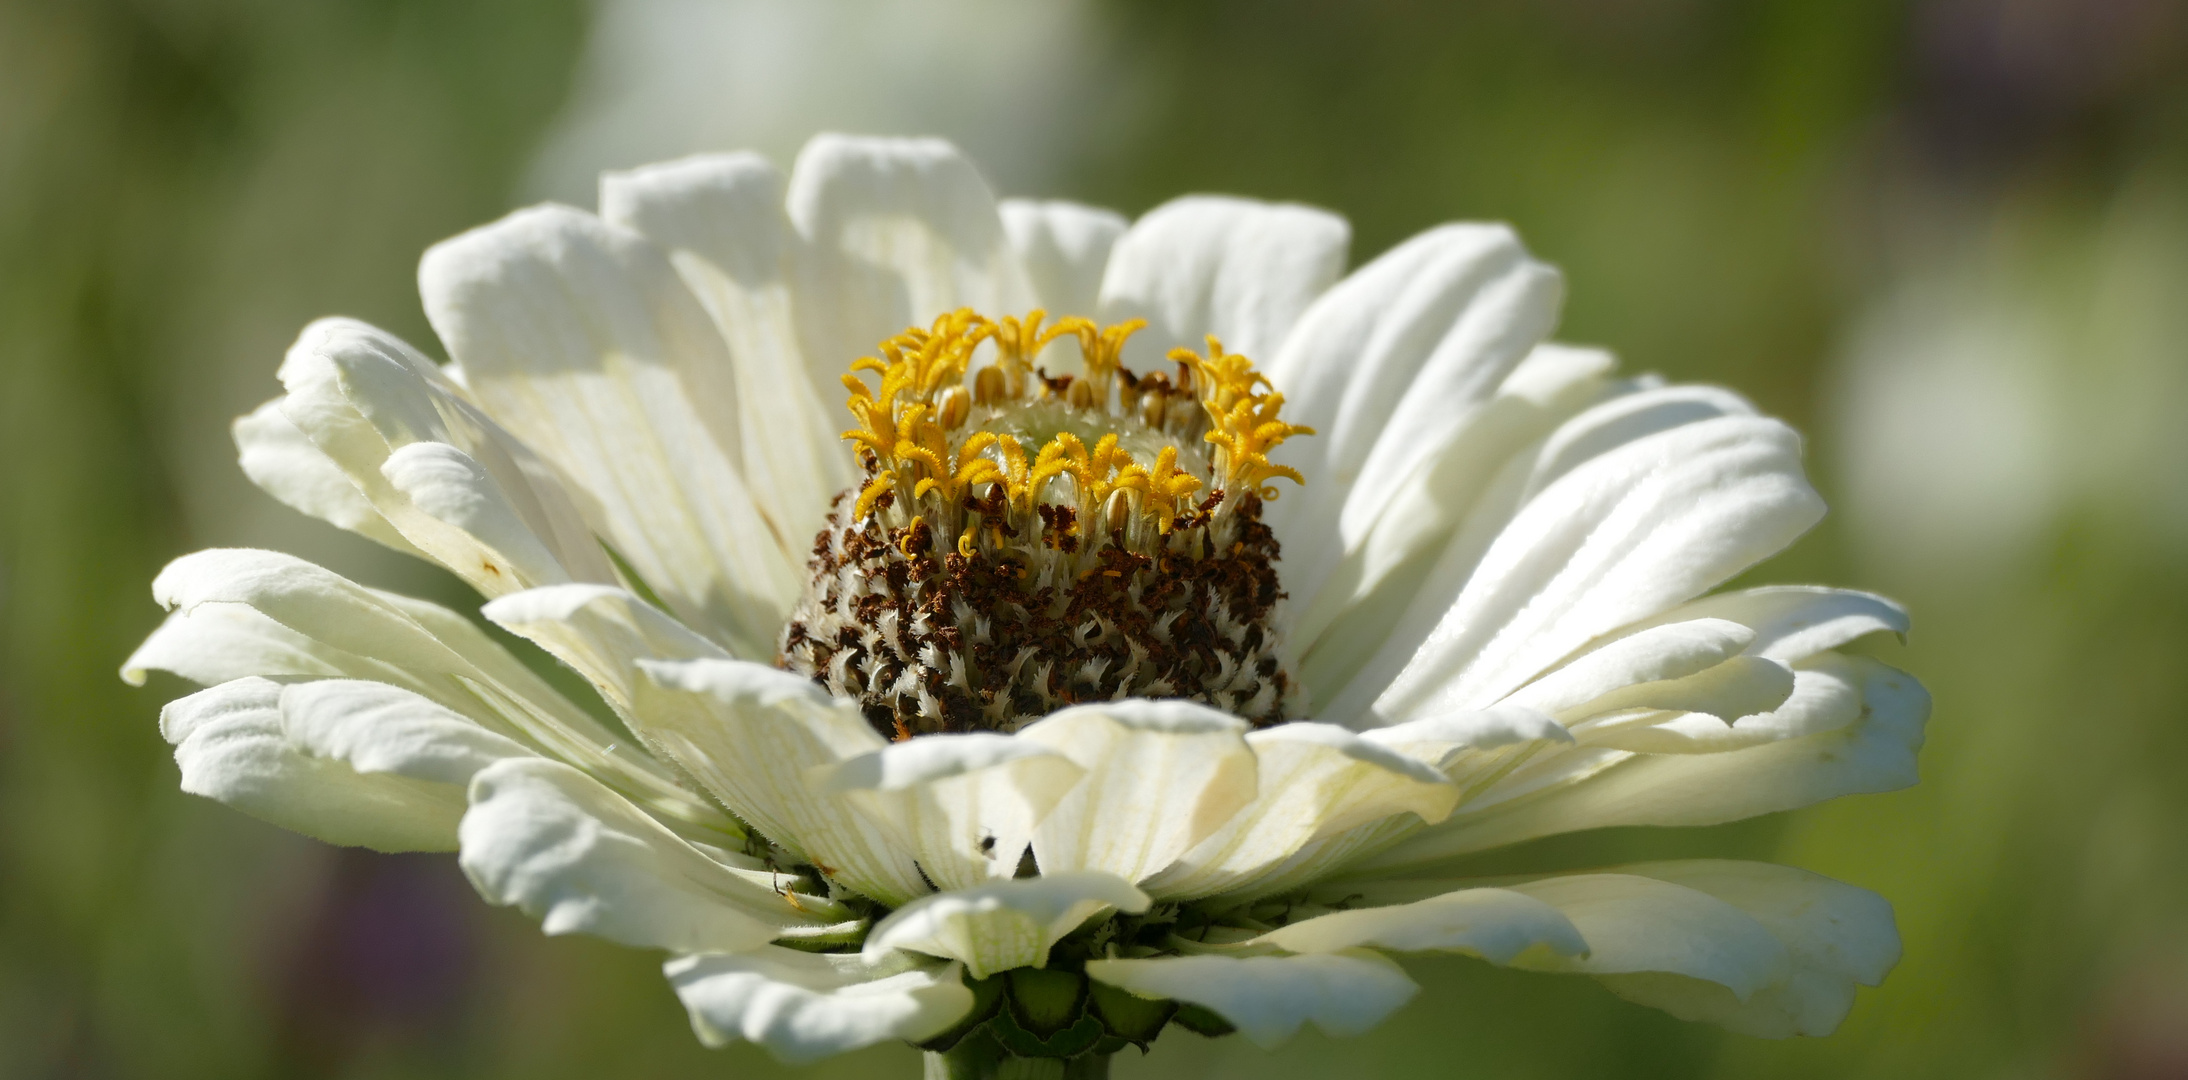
[1091,1034,1137,1057]
[1087,980,1175,1046]
[1171,1003,1237,1037]
[989,1006,1107,1059]
[917,973,1007,1053]
[1006,967,1087,1035]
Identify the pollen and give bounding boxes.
[779,309,1310,737]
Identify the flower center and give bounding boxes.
[778,309,1314,738]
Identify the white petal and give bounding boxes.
[600,152,852,542]
[1500,874,1793,1000]
[419,204,796,657]
[1360,705,1575,770]
[1084,951,1417,1049]
[1519,383,1763,502]
[1258,887,1586,965]
[1210,708,1576,901]
[277,678,531,783]
[1097,195,1349,369]
[1144,723,1457,901]
[630,658,927,904]
[864,872,1149,979]
[149,548,486,679]
[1589,860,1899,1037]
[1565,655,1796,725]
[785,133,1034,375]
[460,758,834,953]
[1356,656,1927,869]
[232,398,420,555]
[274,318,616,595]
[1503,619,1756,716]
[1350,415,1827,725]
[481,583,728,717]
[1283,343,1614,691]
[128,600,366,688]
[161,677,527,853]
[132,550,731,836]
[816,734,1085,891]
[667,948,972,1064]
[1264,225,1563,599]
[1018,700,1258,885]
[1000,198,1127,318]
[1612,585,1910,664]
[1581,653,1867,754]
[378,441,571,588]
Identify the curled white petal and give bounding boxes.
[233,398,420,556]
[131,549,725,833]
[421,203,797,656]
[631,658,923,904]
[1363,656,1928,868]
[1587,860,1900,1037]
[816,734,1085,891]
[459,758,834,953]
[864,872,1149,979]
[667,948,973,1064]
[161,677,528,853]
[1019,700,1258,885]
[1496,874,1791,1001]
[1085,951,1418,1049]
[1145,723,1457,901]
[1258,887,1587,965]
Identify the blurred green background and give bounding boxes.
[5,0,2187,1077]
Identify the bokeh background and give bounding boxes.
[5,0,2188,1076]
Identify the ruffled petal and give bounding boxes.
[784,133,1034,375]
[600,152,851,542]
[1257,887,1586,965]
[629,658,928,904]
[1284,343,1614,693]
[271,318,616,595]
[814,733,1085,891]
[1206,708,1575,902]
[1018,701,1259,885]
[459,758,838,953]
[666,948,972,1064]
[1585,861,1900,1037]
[1097,195,1349,369]
[419,203,796,657]
[864,872,1148,979]
[1346,414,1826,726]
[1000,198,1128,322]
[129,550,732,837]
[1609,585,1909,664]
[1498,873,1793,1000]
[1352,656,1927,870]
[232,398,421,556]
[1501,618,1757,717]
[1084,951,1417,1049]
[160,677,528,852]
[1263,225,1564,604]
[1143,723,1456,901]
[481,584,728,717]
[1578,652,1868,754]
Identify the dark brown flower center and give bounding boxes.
[776,310,1310,737]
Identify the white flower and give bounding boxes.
[127,134,1926,1068]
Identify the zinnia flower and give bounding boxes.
[126,134,1927,1072]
